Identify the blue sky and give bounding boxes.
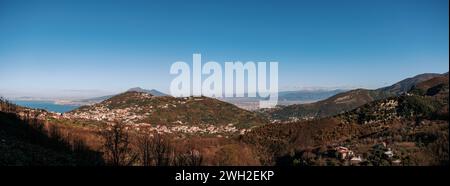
[0,0,448,98]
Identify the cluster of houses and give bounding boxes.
[153,123,240,135]
[123,122,248,136]
[16,108,51,121]
[61,98,249,136]
[287,116,315,122]
[373,142,400,161]
[334,142,401,165]
[270,116,315,124]
[334,146,363,164]
[63,105,147,124]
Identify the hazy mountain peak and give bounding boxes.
[127,87,147,92]
[126,87,168,97]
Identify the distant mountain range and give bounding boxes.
[215,89,348,110]
[264,72,447,121]
[277,89,347,101]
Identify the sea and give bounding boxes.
[11,100,80,113]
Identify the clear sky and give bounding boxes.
[0,0,448,99]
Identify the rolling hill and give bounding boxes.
[243,74,449,166]
[65,90,269,135]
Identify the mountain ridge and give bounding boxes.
[265,72,448,122]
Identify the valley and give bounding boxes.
[1,72,448,166]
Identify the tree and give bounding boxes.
[174,149,203,166]
[151,134,173,166]
[136,134,154,166]
[136,133,174,166]
[102,122,136,166]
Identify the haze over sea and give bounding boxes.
[11,100,79,113]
